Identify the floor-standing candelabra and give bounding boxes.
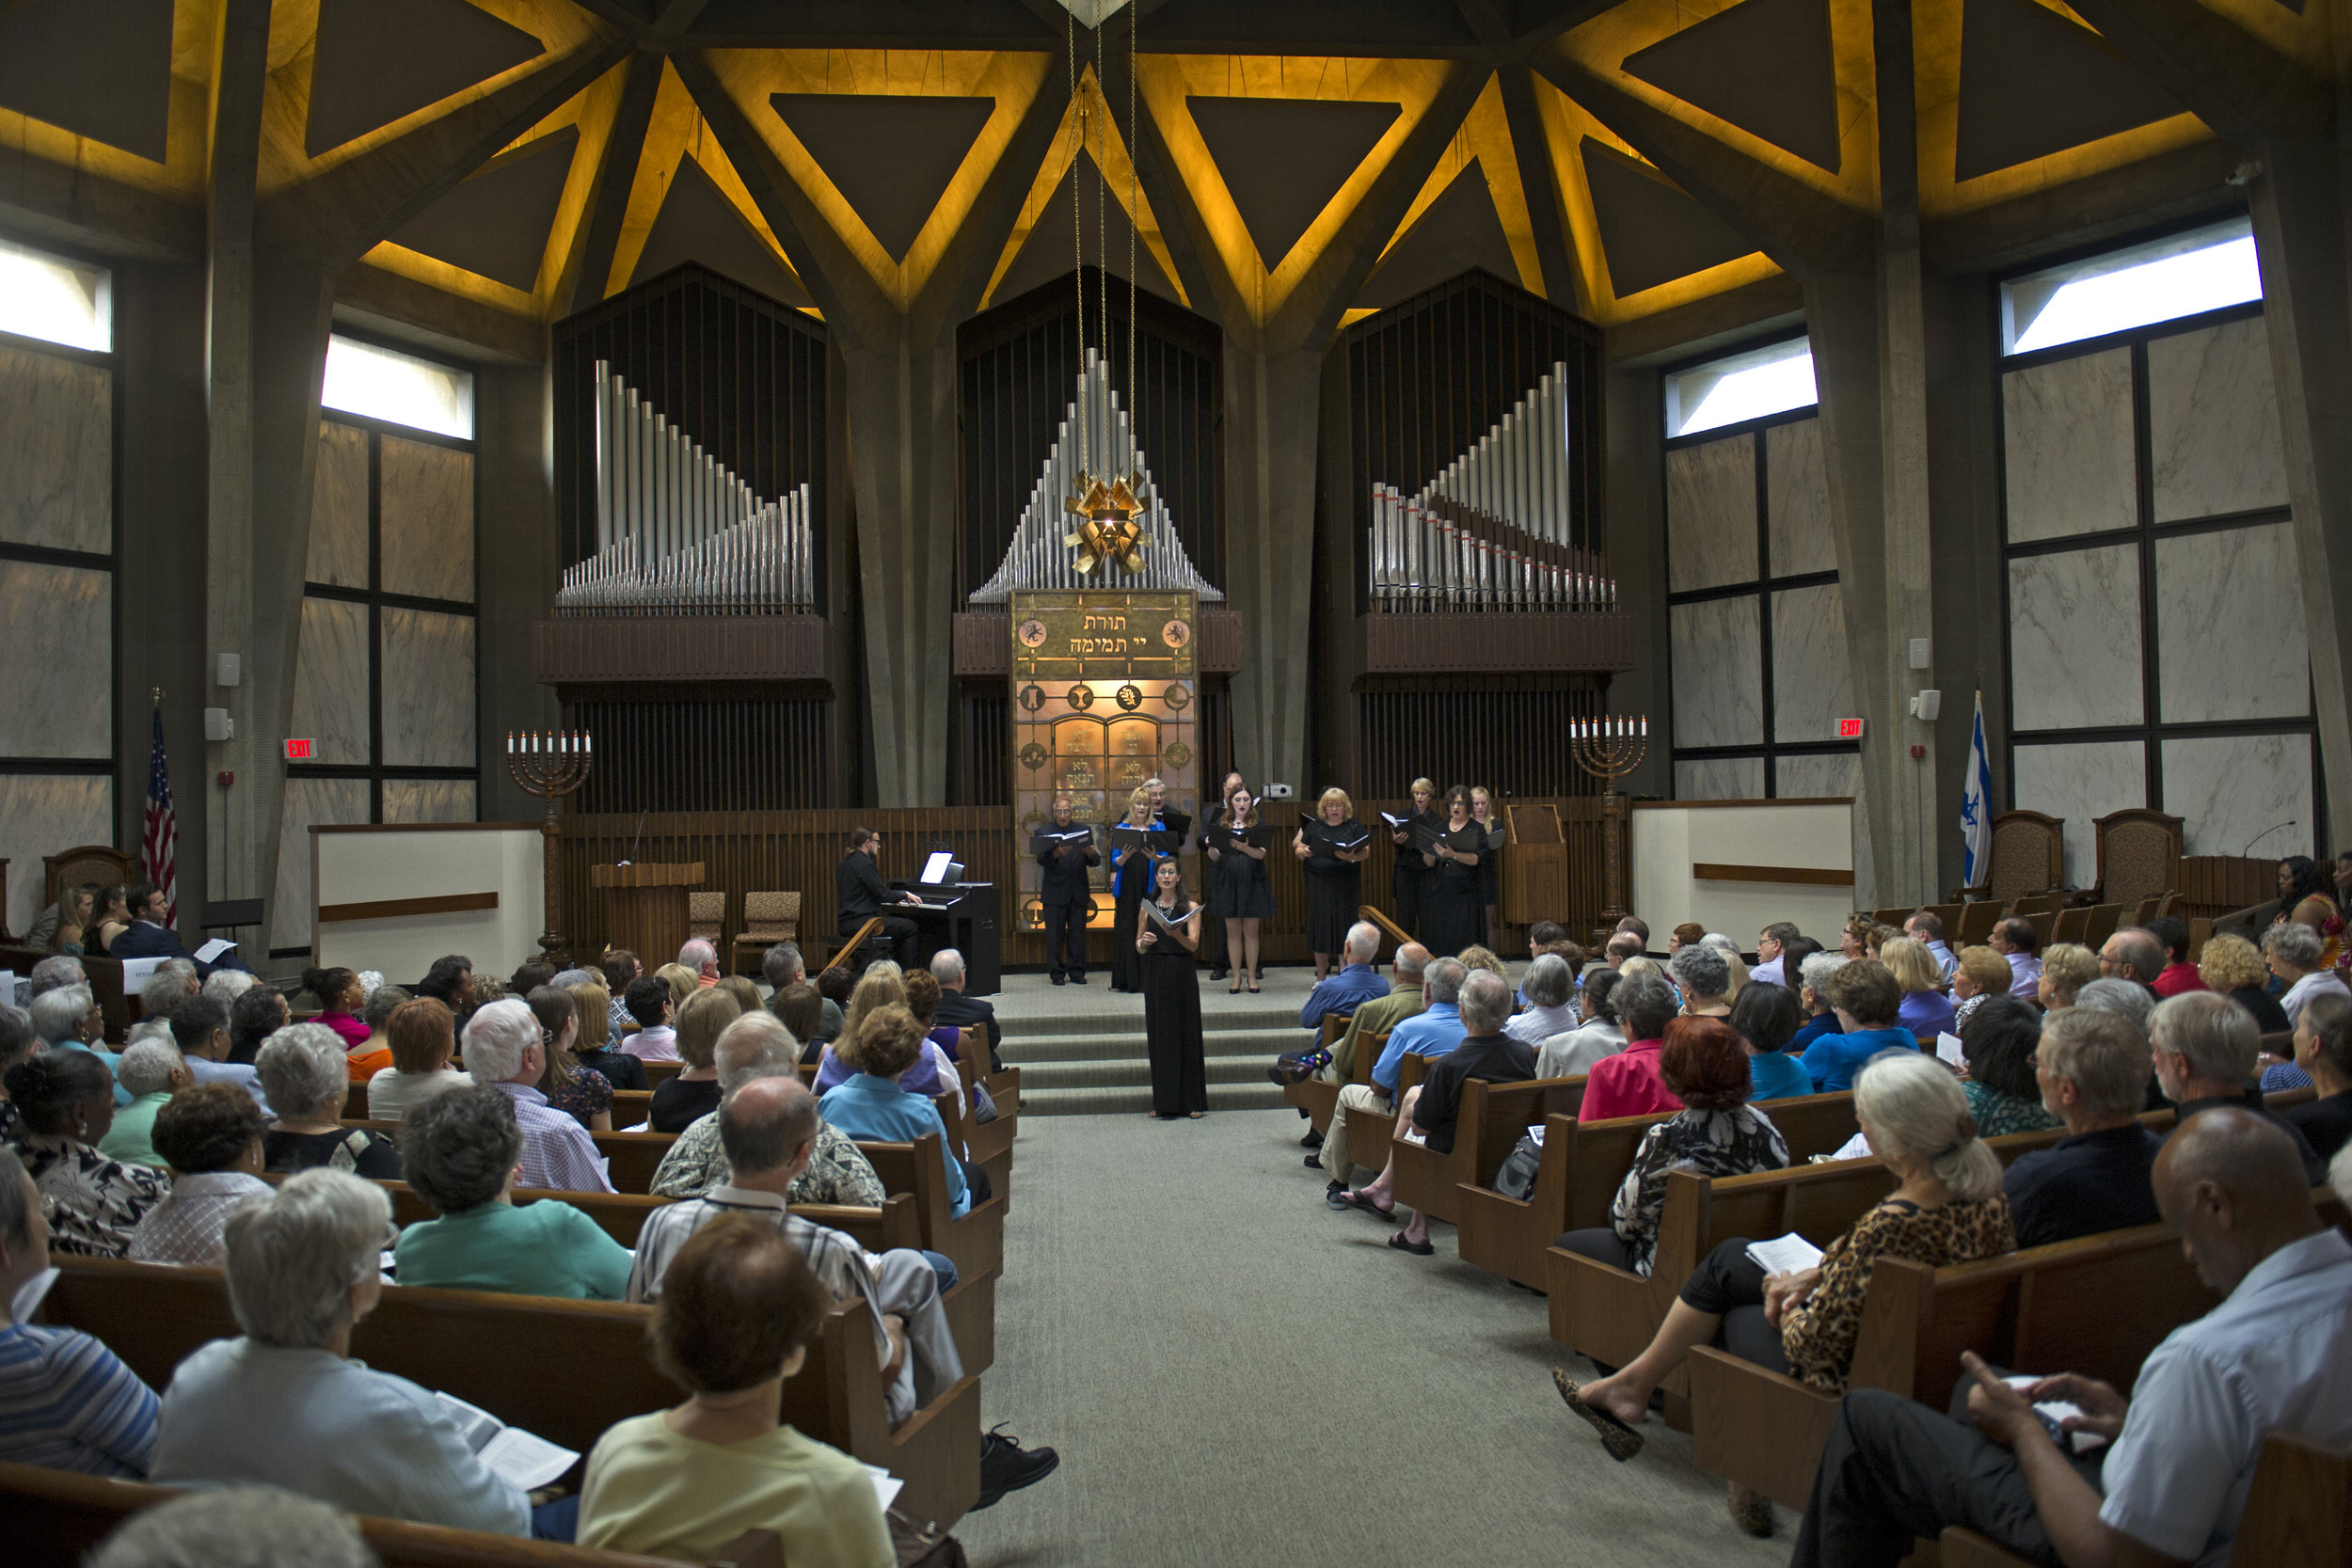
[1571,716,1647,942]
[508,731,592,964]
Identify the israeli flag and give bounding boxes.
[1960,692,1993,886]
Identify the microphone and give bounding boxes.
[620,805,648,867]
[2241,819,2297,858]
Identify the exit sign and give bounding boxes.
[284,738,313,760]
[1836,718,1865,740]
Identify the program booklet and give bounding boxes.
[434,1393,580,1491]
[1743,1233,1825,1275]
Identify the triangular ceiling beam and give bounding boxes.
[306,0,547,158]
[1622,0,1843,174]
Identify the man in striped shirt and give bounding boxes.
[463,999,613,1193]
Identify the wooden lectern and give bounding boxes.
[590,862,705,967]
[1502,803,1568,927]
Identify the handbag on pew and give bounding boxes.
[887,1507,968,1568]
[1492,1132,1542,1201]
[971,1080,999,1124]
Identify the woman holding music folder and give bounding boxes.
[1385,779,1438,939]
[1470,785,1503,948]
[1207,784,1276,992]
[1108,786,1169,995]
[1294,788,1373,981]
[1417,786,1486,960]
[1136,858,1208,1118]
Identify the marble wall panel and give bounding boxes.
[1671,594,1763,749]
[2008,546,2143,732]
[0,561,109,757]
[380,608,476,768]
[1676,756,1766,801]
[2162,734,2313,862]
[290,597,371,766]
[2155,523,2309,723]
[1665,436,1757,592]
[2003,347,2135,545]
[1773,582,1855,744]
[1765,418,1835,577]
[2011,739,2146,887]
[382,779,477,824]
[379,436,474,603]
[272,778,370,953]
[1776,752,1860,800]
[0,774,113,937]
[0,343,110,555]
[2148,317,2289,523]
[308,421,370,589]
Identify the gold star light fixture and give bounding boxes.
[1063,470,1151,576]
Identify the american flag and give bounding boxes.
[142,705,177,926]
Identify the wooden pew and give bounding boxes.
[610,1088,653,1129]
[0,1461,771,1568]
[1279,1012,1357,1134]
[0,943,135,1041]
[857,1132,1007,1285]
[956,1055,1020,1165]
[40,1256,984,1528]
[1388,1074,1587,1228]
[1331,1046,1428,1185]
[642,1059,682,1090]
[930,1086,1011,1216]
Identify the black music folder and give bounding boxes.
[1109,824,1180,854]
[1299,813,1370,855]
[1032,827,1094,856]
[1142,899,1202,934]
[1212,822,1279,851]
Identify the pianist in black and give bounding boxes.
[836,825,921,967]
[1036,794,1100,987]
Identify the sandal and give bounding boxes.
[1339,1190,1395,1222]
[1728,1485,1774,1538]
[1388,1232,1434,1256]
[1552,1368,1645,1462]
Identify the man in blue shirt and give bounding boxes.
[1372,958,1470,1095]
[1300,924,1389,1032]
[1801,959,1918,1092]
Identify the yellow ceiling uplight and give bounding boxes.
[0,0,215,200]
[979,64,1189,311]
[1369,71,1546,300]
[697,48,1052,311]
[1139,54,1453,327]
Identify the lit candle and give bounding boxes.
[584,734,592,753]
[506,734,514,754]
[1640,717,1647,736]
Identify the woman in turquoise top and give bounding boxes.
[1728,981,1817,1101]
[391,1085,631,1300]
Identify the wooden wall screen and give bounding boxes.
[562,693,834,813]
[1352,681,1607,800]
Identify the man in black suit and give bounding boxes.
[1035,795,1099,987]
[836,826,919,967]
[107,882,253,975]
[931,948,1004,1071]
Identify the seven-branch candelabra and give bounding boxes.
[1571,716,1647,941]
[507,731,592,964]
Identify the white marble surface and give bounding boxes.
[380,436,475,603]
[380,607,476,768]
[0,773,112,937]
[1772,581,1854,744]
[1765,418,1836,578]
[2155,522,2309,723]
[2149,317,2289,523]
[1666,436,1758,592]
[2012,739,2146,887]
[1671,594,1764,748]
[0,344,110,555]
[2003,347,2136,545]
[2163,734,2312,862]
[1675,755,1765,801]
[2008,545,2143,731]
[0,561,110,758]
[272,778,370,953]
[382,779,477,824]
[1776,752,1859,800]
[308,421,370,589]
[291,597,371,766]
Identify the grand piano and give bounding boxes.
[890,850,1001,994]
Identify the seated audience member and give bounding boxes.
[167,995,267,1112]
[256,1025,401,1180]
[581,1218,894,1564]
[1603,931,1645,970]
[2074,976,2157,1040]
[1557,1017,1790,1275]
[2002,1006,2163,1247]
[2037,942,2100,1011]
[655,963,699,1013]
[366,996,469,1120]
[1505,955,1581,1047]
[1298,923,1389,1033]
[900,970,971,1083]
[813,966,959,1103]
[815,964,857,1033]
[2277,993,2352,1161]
[526,986,612,1132]
[1576,974,1684,1123]
[464,998,613,1194]
[127,1084,271,1266]
[1882,937,1956,1041]
[2266,920,2350,1022]
[2153,990,2327,1184]
[1456,944,1509,982]
[6,1051,169,1258]
[2144,915,2207,997]
[1616,914,1651,951]
[138,962,200,1027]
[28,953,88,998]
[97,1040,192,1168]
[0,1006,35,1143]
[565,980,648,1092]
[84,886,131,956]
[1790,1110,2352,1568]
[107,883,250,976]
[651,1011,886,1205]
[1728,981,1813,1101]
[1791,952,1850,1053]
[303,968,369,1050]
[1752,922,1802,987]
[2098,927,2166,994]
[675,939,720,990]
[1311,942,1430,1091]
[715,974,763,1022]
[342,984,405,1083]
[1957,995,2064,1137]
[1866,924,1902,958]
[819,1006,974,1218]
[1559,1050,2013,1537]
[1336,972,1537,1252]
[760,942,836,1042]
[87,1487,375,1568]
[621,976,678,1062]
[1902,911,1958,983]
[1948,944,2011,1030]
[1992,916,2042,998]
[652,988,739,1132]
[769,984,825,1067]
[1701,932,1751,996]
[414,954,477,1026]
[25,882,95,953]
[199,967,258,1008]
[1308,955,1460,1187]
[225,986,289,1067]
[1670,945,1733,1018]
[150,1169,536,1535]
[1537,967,1629,1080]
[2197,930,2292,1034]
[393,1085,631,1300]
[508,960,557,1001]
[932,948,1002,1068]
[32,983,127,1107]
[0,1143,159,1476]
[1667,923,1702,956]
[1367,956,1470,1097]
[597,948,641,1040]
[1801,959,1916,1094]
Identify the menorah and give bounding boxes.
[508,731,593,964]
[1571,716,1647,941]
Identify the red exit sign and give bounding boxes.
[284,738,314,760]
[1836,718,1865,740]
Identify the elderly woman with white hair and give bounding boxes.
[1669,944,1733,1018]
[257,1024,402,1180]
[32,983,130,1107]
[1504,954,1581,1047]
[147,1168,536,1535]
[95,1039,193,1169]
[466,998,614,1193]
[1699,931,1751,995]
[2265,920,2352,1023]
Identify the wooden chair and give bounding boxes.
[955,1055,1019,1166]
[686,890,725,950]
[594,1129,677,1194]
[2080,902,2124,949]
[2132,895,2163,925]
[2092,807,2184,912]
[2052,905,2090,944]
[1950,810,2064,905]
[732,890,802,976]
[2026,908,2058,948]
[42,843,135,918]
[2189,916,2213,961]
[1871,907,1915,927]
[1956,899,2000,946]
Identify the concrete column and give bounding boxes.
[1221,345,1321,795]
[1600,361,1671,801]
[475,360,560,822]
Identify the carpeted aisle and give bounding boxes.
[951,1108,1793,1568]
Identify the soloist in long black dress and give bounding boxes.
[1141,895,1208,1117]
[1302,818,1366,955]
